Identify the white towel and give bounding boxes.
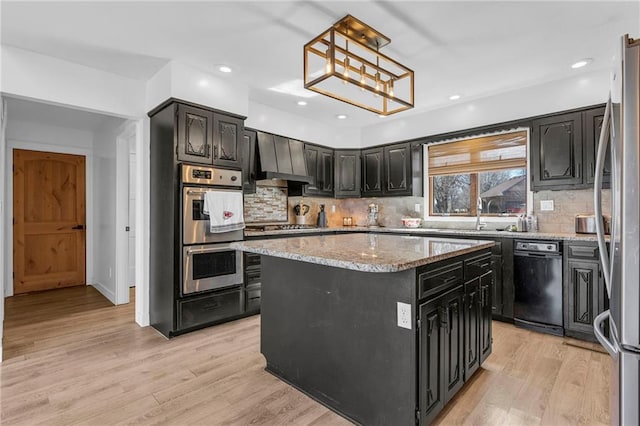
[202,191,245,233]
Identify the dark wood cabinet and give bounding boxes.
[383,142,412,195]
[177,104,214,164]
[175,103,243,169]
[584,106,611,188]
[531,111,583,189]
[362,147,384,196]
[564,242,608,341]
[530,105,609,191]
[241,130,257,194]
[334,149,361,198]
[212,114,243,168]
[490,254,503,316]
[464,277,481,379]
[303,144,334,197]
[442,287,465,403]
[480,271,493,364]
[418,284,464,425]
[419,296,445,425]
[418,249,492,426]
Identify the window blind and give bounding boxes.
[428,131,527,176]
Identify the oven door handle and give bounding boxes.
[186,189,210,196]
[186,247,232,255]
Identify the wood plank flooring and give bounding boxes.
[1,286,611,425]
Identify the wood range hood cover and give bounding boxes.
[255,131,314,184]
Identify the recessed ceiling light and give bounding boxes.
[198,79,209,87]
[219,65,232,73]
[571,59,593,69]
[269,79,319,98]
[297,101,308,106]
[336,114,348,120]
[449,94,461,100]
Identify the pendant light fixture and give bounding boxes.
[304,15,414,116]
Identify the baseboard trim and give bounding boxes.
[90,282,116,305]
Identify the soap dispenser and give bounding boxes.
[317,204,328,228]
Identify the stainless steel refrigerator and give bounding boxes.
[593,34,640,426]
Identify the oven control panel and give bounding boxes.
[181,164,242,187]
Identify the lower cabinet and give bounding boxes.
[564,241,607,341]
[418,251,493,425]
[243,252,262,314]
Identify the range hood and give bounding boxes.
[256,131,314,184]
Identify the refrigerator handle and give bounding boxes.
[594,95,612,298]
[594,310,617,357]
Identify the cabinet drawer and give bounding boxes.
[245,287,261,312]
[244,269,261,286]
[418,262,463,299]
[244,252,261,268]
[177,288,243,330]
[568,244,599,260]
[464,254,492,280]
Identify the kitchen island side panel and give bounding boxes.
[260,256,417,426]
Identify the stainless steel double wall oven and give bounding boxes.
[177,164,245,331]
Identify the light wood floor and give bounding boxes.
[1,286,611,425]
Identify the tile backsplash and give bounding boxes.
[534,188,610,233]
[244,183,610,233]
[244,182,288,223]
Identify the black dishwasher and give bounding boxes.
[513,240,564,336]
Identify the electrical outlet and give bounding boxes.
[397,302,412,330]
[414,203,421,213]
[540,200,554,211]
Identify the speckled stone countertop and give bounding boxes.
[244,226,603,241]
[232,234,494,273]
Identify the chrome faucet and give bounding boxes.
[476,197,487,230]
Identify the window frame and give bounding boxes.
[424,128,530,218]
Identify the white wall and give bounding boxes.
[146,61,249,117]
[4,119,95,297]
[1,46,146,118]
[361,68,611,146]
[92,128,119,303]
[246,101,361,148]
[0,98,7,361]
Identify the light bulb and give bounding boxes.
[374,72,380,97]
[360,65,366,91]
[342,57,350,85]
[325,49,332,74]
[388,79,394,98]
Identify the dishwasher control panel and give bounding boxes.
[515,240,560,253]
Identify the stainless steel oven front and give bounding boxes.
[183,187,244,245]
[182,243,243,295]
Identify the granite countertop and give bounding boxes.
[244,226,603,242]
[232,233,494,273]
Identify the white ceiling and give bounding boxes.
[2,1,639,129]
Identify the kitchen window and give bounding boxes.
[427,130,528,216]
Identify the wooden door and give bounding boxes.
[13,149,86,294]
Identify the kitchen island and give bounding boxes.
[232,233,494,425]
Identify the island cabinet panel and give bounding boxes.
[261,257,416,426]
[464,277,481,379]
[480,271,493,363]
[442,287,465,402]
[419,297,445,425]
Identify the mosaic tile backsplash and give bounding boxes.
[244,184,288,223]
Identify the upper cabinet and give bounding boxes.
[531,105,610,191]
[241,129,257,194]
[531,111,583,190]
[212,114,243,168]
[383,142,412,196]
[303,144,334,197]
[584,107,611,188]
[334,150,361,198]
[362,147,383,197]
[177,104,214,164]
[175,102,244,169]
